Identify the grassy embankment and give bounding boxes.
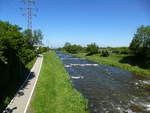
[29,51,88,113]
[72,53,150,77]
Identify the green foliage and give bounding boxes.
[3,97,10,106]
[106,47,129,54]
[26,57,37,70]
[23,29,32,39]
[64,42,71,48]
[86,43,99,55]
[33,29,43,45]
[0,47,7,64]
[57,47,65,51]
[0,21,37,64]
[100,50,110,57]
[64,43,83,54]
[23,29,43,46]
[18,48,36,64]
[130,25,150,66]
[36,46,50,54]
[0,21,40,111]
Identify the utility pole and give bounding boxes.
[21,0,37,32]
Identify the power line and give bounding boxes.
[21,0,37,31]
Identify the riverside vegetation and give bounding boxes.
[58,25,150,76]
[29,51,88,113]
[0,21,49,112]
[1,20,150,112]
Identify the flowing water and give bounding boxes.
[57,52,150,113]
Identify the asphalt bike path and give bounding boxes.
[3,55,43,113]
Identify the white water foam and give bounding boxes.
[141,80,150,85]
[134,80,150,86]
[64,65,72,67]
[125,109,135,113]
[61,58,81,60]
[142,103,150,111]
[64,63,99,67]
[131,102,150,111]
[71,76,84,79]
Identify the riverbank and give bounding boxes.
[70,53,150,77]
[29,51,88,113]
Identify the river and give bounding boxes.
[57,52,150,113]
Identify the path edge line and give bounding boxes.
[24,55,43,113]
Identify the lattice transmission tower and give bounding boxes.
[21,0,37,31]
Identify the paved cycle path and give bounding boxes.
[3,55,43,113]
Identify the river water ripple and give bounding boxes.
[57,52,150,113]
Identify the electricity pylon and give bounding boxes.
[21,0,37,31]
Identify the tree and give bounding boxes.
[33,29,43,45]
[63,43,83,54]
[64,42,71,49]
[23,29,43,46]
[0,42,7,64]
[86,43,99,55]
[129,25,150,65]
[100,50,110,57]
[23,29,33,44]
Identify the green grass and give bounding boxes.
[30,51,88,113]
[72,53,150,77]
[26,57,37,70]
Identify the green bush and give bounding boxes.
[109,47,129,54]
[64,43,83,54]
[86,43,99,55]
[3,97,10,106]
[18,48,36,64]
[58,42,85,53]
[100,50,110,57]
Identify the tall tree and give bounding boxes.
[130,25,150,65]
[33,29,43,45]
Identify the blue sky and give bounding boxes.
[0,0,150,48]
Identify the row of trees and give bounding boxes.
[59,25,150,67]
[0,21,49,111]
[60,42,129,57]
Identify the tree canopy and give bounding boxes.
[130,25,150,65]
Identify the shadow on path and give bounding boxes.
[2,72,36,113]
[3,107,17,113]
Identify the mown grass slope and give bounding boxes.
[30,51,88,113]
